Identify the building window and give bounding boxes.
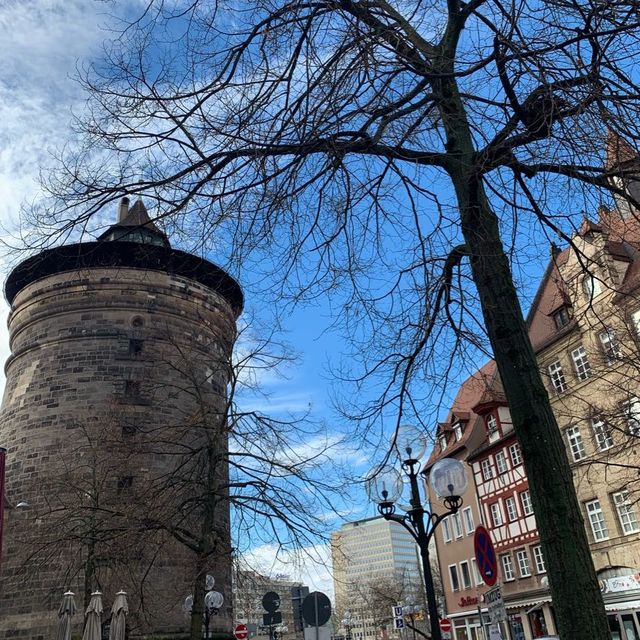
[585,499,609,541]
[454,422,463,441]
[520,490,534,516]
[495,451,508,474]
[442,517,452,543]
[490,502,503,527]
[516,549,531,577]
[500,554,515,581]
[592,416,614,451]
[129,338,144,357]
[571,346,592,380]
[460,561,472,590]
[487,414,500,442]
[532,545,546,573]
[449,565,460,591]
[452,512,463,539]
[612,491,640,535]
[566,426,587,461]
[582,274,602,300]
[599,329,621,364]
[624,397,640,436]
[463,507,474,535]
[481,458,493,481]
[509,442,523,466]
[548,360,568,394]
[505,496,518,522]
[471,558,484,585]
[553,306,571,329]
[439,434,447,451]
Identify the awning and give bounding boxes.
[605,600,640,612]
[504,598,551,612]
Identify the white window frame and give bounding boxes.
[459,560,472,590]
[532,545,546,573]
[599,329,621,364]
[505,496,518,522]
[454,422,463,441]
[471,557,484,586]
[520,490,534,516]
[516,549,531,577]
[490,502,503,527]
[625,397,640,436]
[463,507,474,535]
[495,450,508,474]
[439,434,447,451]
[481,458,493,480]
[509,442,523,466]
[448,564,460,591]
[452,511,463,539]
[566,425,587,461]
[582,274,602,300]
[442,516,452,543]
[548,360,568,394]
[487,414,500,442]
[613,491,640,535]
[571,345,592,381]
[586,499,609,541]
[592,416,614,451]
[500,554,515,582]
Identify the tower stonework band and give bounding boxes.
[0,198,242,638]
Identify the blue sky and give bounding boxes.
[0,0,568,601]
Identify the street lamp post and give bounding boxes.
[203,576,224,640]
[366,425,468,640]
[341,611,353,640]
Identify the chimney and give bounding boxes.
[118,197,130,222]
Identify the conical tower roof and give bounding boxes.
[98,197,170,247]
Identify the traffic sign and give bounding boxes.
[392,606,403,618]
[235,624,249,640]
[474,525,498,586]
[485,586,507,623]
[263,612,283,626]
[440,619,452,633]
[302,591,332,627]
[393,618,405,630]
[262,592,281,613]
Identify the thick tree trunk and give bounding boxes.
[433,70,610,638]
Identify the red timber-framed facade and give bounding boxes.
[467,397,555,639]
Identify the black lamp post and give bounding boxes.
[204,584,224,640]
[366,424,468,640]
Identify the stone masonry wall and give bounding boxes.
[0,265,237,639]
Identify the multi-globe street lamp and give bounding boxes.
[366,424,468,640]
[341,611,353,640]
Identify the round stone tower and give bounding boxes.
[0,198,242,638]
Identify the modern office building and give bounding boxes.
[331,517,428,640]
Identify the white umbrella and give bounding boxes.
[82,592,104,640]
[55,591,77,640]
[109,591,128,640]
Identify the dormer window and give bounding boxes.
[582,274,602,300]
[487,414,500,443]
[454,423,463,441]
[439,434,448,451]
[553,306,572,330]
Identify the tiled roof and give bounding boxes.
[606,129,639,169]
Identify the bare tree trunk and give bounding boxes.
[434,68,610,638]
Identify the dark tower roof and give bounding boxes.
[5,198,243,316]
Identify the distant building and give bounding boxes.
[233,568,309,640]
[331,517,427,640]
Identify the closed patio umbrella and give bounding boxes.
[82,592,103,640]
[108,591,128,640]
[55,591,77,640]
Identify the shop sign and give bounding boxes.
[458,596,479,607]
[485,586,507,623]
[600,573,640,594]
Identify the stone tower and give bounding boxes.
[0,198,242,638]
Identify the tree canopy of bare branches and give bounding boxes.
[29,0,640,636]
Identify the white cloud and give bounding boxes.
[242,543,335,602]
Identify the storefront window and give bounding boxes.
[622,613,640,640]
[608,614,622,640]
[528,609,548,637]
[509,615,525,640]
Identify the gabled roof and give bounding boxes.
[606,129,640,169]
